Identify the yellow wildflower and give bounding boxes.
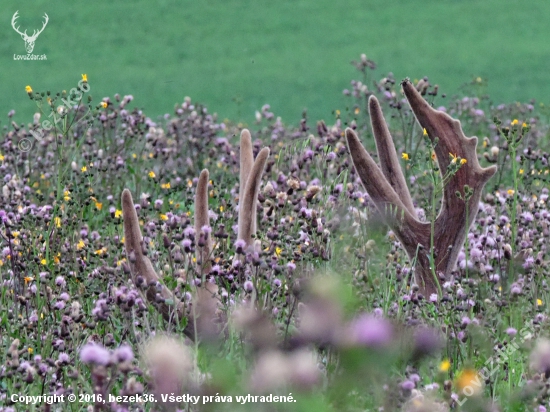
[423,128,428,136]
[354,107,360,115]
[54,217,61,228]
[115,209,122,219]
[275,247,282,257]
[439,359,451,372]
[77,239,85,250]
[537,299,543,306]
[519,169,524,175]
[0,153,4,162]
[161,182,171,189]
[219,205,224,212]
[24,276,33,284]
[81,166,87,173]
[40,259,47,265]
[100,101,107,109]
[0,259,3,266]
[28,347,33,354]
[335,109,341,116]
[455,368,483,395]
[132,153,137,159]
[25,85,32,93]
[159,214,168,221]
[460,158,467,165]
[507,189,515,196]
[148,171,156,179]
[54,253,60,265]
[95,202,103,211]
[401,153,409,161]
[95,247,107,255]
[63,190,71,201]
[511,119,519,126]
[81,74,88,82]
[522,122,528,128]
[450,153,458,164]
[12,231,20,238]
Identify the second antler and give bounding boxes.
[346,79,497,296]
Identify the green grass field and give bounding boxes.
[2,0,550,126]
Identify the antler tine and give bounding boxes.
[11,11,26,36]
[368,96,417,218]
[401,80,496,185]
[239,129,255,234]
[345,128,425,246]
[192,169,221,339]
[195,169,213,277]
[29,13,48,39]
[38,13,49,34]
[121,189,184,321]
[238,147,270,248]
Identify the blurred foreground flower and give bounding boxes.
[403,390,449,412]
[530,338,550,377]
[249,349,321,393]
[141,334,193,399]
[347,313,393,348]
[455,367,483,396]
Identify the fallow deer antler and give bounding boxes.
[346,79,497,296]
[122,189,185,323]
[122,169,218,340]
[237,129,270,249]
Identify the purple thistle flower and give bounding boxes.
[243,280,254,293]
[80,343,110,365]
[506,327,517,337]
[235,239,246,253]
[113,344,134,363]
[349,314,393,348]
[400,380,415,390]
[58,353,70,364]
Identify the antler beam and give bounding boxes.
[346,79,497,296]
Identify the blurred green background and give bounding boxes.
[1,0,549,126]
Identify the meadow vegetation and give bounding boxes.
[2,56,550,411]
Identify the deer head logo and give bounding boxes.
[11,11,49,54]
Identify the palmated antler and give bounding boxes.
[237,129,270,249]
[346,79,497,296]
